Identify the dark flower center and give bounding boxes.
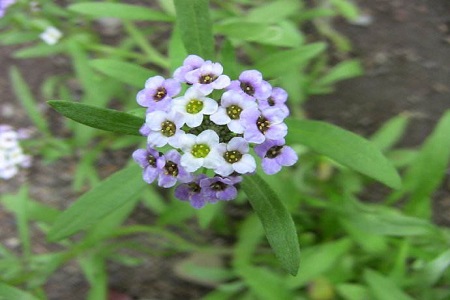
[161,120,176,137]
[266,145,283,158]
[147,154,157,167]
[211,181,227,191]
[224,150,242,163]
[164,161,179,176]
[226,105,243,120]
[267,97,275,106]
[240,82,255,96]
[188,182,201,193]
[256,116,270,133]
[199,74,217,84]
[153,87,167,101]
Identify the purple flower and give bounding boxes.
[144,110,186,148]
[210,90,257,134]
[254,139,298,175]
[241,107,288,144]
[173,55,205,83]
[132,146,161,184]
[200,175,242,202]
[185,61,230,95]
[137,76,181,113]
[175,174,208,209]
[156,150,192,188]
[215,137,256,176]
[258,87,289,118]
[227,70,272,101]
[0,0,15,17]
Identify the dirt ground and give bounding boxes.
[1,0,450,299]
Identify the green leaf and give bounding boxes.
[13,44,65,58]
[0,283,39,300]
[215,20,303,48]
[10,67,50,135]
[47,165,146,241]
[255,43,326,77]
[237,266,293,300]
[68,3,173,21]
[316,59,363,86]
[364,269,413,300]
[287,239,352,288]
[173,0,214,59]
[247,0,301,23]
[285,118,401,189]
[402,110,450,217]
[371,114,410,152]
[336,284,371,300]
[89,59,154,88]
[420,249,450,286]
[47,100,144,136]
[241,174,300,276]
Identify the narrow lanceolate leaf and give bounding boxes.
[286,118,402,189]
[0,283,40,300]
[89,59,154,88]
[241,174,300,276]
[173,0,214,59]
[364,269,413,300]
[68,3,173,21]
[47,165,146,241]
[47,100,144,136]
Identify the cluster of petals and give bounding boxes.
[0,125,31,180]
[133,55,298,208]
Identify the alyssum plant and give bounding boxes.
[46,0,401,276]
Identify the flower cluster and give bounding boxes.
[133,55,297,208]
[0,125,31,180]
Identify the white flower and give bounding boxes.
[210,90,257,134]
[172,87,218,128]
[215,137,256,176]
[0,125,31,180]
[40,26,62,45]
[144,110,186,148]
[179,130,222,172]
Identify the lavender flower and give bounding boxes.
[143,110,186,148]
[200,175,242,202]
[0,0,15,17]
[258,87,289,118]
[132,146,161,184]
[156,150,192,188]
[241,107,288,144]
[254,139,298,175]
[175,174,209,209]
[137,76,181,113]
[215,137,256,176]
[173,55,205,83]
[185,61,230,95]
[227,70,272,101]
[210,90,257,134]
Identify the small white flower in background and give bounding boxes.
[39,26,63,45]
[0,125,31,180]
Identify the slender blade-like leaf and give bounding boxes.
[0,283,39,300]
[364,269,413,300]
[89,59,154,88]
[68,3,173,21]
[285,118,401,189]
[47,165,146,241]
[173,0,214,59]
[241,174,300,276]
[47,100,144,136]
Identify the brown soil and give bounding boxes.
[1,0,450,299]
